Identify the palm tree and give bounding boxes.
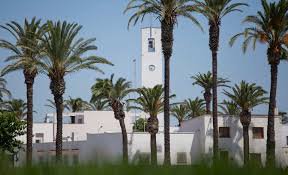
[229,0,288,166]
[125,0,202,165]
[185,97,205,118]
[223,81,268,165]
[129,85,173,165]
[192,71,229,114]
[90,95,110,111]
[170,104,188,127]
[219,100,240,116]
[65,97,90,112]
[91,74,133,164]
[0,17,45,164]
[193,0,247,160]
[0,77,11,103]
[3,99,27,119]
[38,21,112,161]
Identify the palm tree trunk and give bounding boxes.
[243,125,249,165]
[209,20,220,161]
[50,78,65,162]
[204,91,211,114]
[240,110,251,165]
[25,75,35,166]
[266,63,278,167]
[161,20,174,166]
[151,133,157,165]
[54,94,63,162]
[119,118,128,164]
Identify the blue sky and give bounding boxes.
[0,0,287,123]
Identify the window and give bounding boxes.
[71,116,76,124]
[250,153,262,166]
[35,133,44,143]
[252,127,264,139]
[148,38,155,52]
[35,139,41,143]
[220,151,229,162]
[219,127,230,138]
[177,152,187,164]
[286,136,288,145]
[78,118,83,124]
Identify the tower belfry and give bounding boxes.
[141,27,163,88]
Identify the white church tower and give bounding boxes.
[141,27,163,88]
[140,27,164,129]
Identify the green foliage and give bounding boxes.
[1,99,27,119]
[128,85,174,117]
[185,97,206,118]
[38,20,112,79]
[65,97,90,112]
[91,74,133,105]
[223,81,268,111]
[124,0,202,30]
[219,100,240,116]
[193,0,248,23]
[0,77,11,102]
[191,71,230,91]
[170,104,189,126]
[0,17,46,77]
[133,118,147,132]
[0,112,26,154]
[230,0,288,59]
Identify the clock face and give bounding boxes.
[149,65,156,71]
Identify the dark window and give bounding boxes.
[71,116,75,124]
[252,127,264,139]
[35,139,41,143]
[219,127,230,138]
[78,118,83,124]
[177,152,187,164]
[286,136,288,145]
[148,38,155,52]
[220,151,229,162]
[35,133,44,137]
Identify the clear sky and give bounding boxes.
[0,0,287,123]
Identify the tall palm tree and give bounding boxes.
[129,85,173,165]
[223,81,268,165]
[3,99,28,119]
[229,0,288,166]
[0,17,45,164]
[192,71,229,114]
[91,74,133,164]
[219,100,240,116]
[0,77,11,103]
[185,97,206,118]
[125,0,202,165]
[65,97,90,112]
[170,104,188,127]
[38,21,112,161]
[193,0,247,160]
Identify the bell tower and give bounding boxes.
[141,27,163,88]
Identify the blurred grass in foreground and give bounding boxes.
[0,155,287,175]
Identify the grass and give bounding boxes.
[1,157,288,175]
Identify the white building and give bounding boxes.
[15,28,288,166]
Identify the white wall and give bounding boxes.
[18,111,135,144]
[83,132,197,165]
